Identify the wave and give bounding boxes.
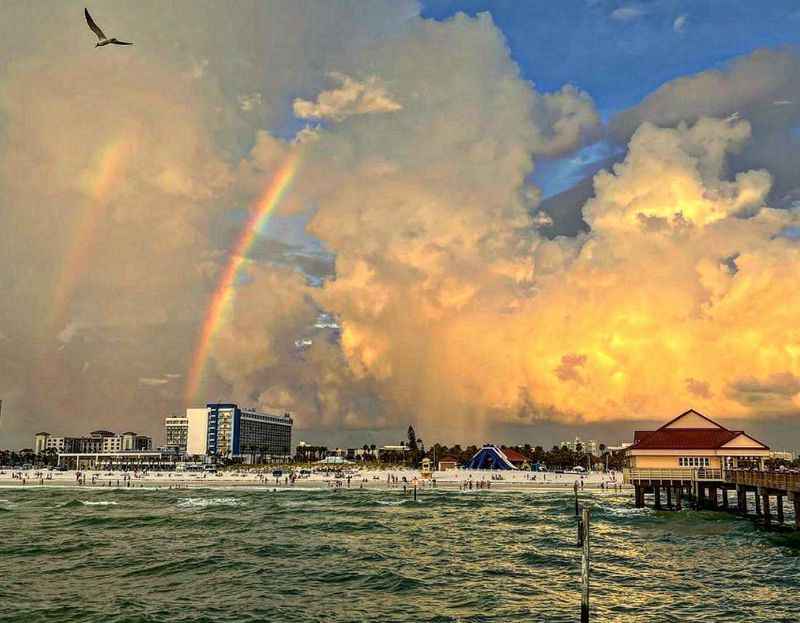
[81,500,119,506]
[177,497,244,508]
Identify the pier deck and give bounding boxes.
[624,468,800,528]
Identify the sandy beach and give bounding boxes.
[0,467,628,491]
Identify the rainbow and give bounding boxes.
[184,151,300,403]
[51,139,132,331]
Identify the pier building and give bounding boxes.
[622,410,800,529]
[186,403,293,461]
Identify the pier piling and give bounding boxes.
[777,495,784,524]
[721,487,728,509]
[580,506,591,623]
[574,482,579,516]
[791,494,800,529]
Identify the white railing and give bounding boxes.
[624,468,723,482]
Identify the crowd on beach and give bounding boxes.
[0,464,629,492]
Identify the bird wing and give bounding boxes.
[84,8,106,40]
[110,39,133,45]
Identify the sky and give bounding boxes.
[2,0,800,451]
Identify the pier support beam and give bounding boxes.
[721,487,729,509]
[737,486,747,514]
[761,489,771,528]
[755,490,762,516]
[791,493,800,530]
[697,485,705,510]
[666,486,672,509]
[709,486,718,509]
[634,485,644,508]
[675,486,682,511]
[654,485,662,510]
[777,495,784,524]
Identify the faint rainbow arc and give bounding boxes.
[50,139,131,331]
[184,151,300,403]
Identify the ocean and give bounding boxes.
[1,487,798,622]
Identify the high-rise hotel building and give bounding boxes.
[185,403,292,460]
[164,416,189,452]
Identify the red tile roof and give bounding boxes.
[631,428,741,450]
[630,409,770,450]
[503,448,528,463]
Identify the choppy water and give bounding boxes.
[1,487,799,622]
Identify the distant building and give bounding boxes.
[438,456,459,471]
[186,403,293,461]
[769,450,795,461]
[164,416,189,453]
[57,451,178,471]
[34,431,151,455]
[560,437,599,455]
[603,442,633,454]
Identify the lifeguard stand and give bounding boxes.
[420,457,432,479]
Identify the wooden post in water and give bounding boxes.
[580,506,591,623]
[413,484,417,501]
[721,487,728,509]
[574,482,579,516]
[653,485,661,510]
[675,486,682,511]
[666,485,672,509]
[761,489,771,528]
[776,494,784,525]
[755,489,762,516]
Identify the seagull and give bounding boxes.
[84,8,133,47]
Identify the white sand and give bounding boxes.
[0,466,628,491]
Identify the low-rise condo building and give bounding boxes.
[34,430,152,455]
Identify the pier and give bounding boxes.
[625,468,800,529]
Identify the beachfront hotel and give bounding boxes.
[186,403,293,461]
[34,430,153,455]
[164,416,189,453]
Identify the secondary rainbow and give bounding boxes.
[51,139,131,331]
[184,151,300,403]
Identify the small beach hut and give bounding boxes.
[438,456,459,471]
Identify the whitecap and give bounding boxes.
[177,497,243,508]
[81,500,118,506]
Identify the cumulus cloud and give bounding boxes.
[4,2,800,448]
[530,85,601,156]
[673,14,688,33]
[293,73,402,121]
